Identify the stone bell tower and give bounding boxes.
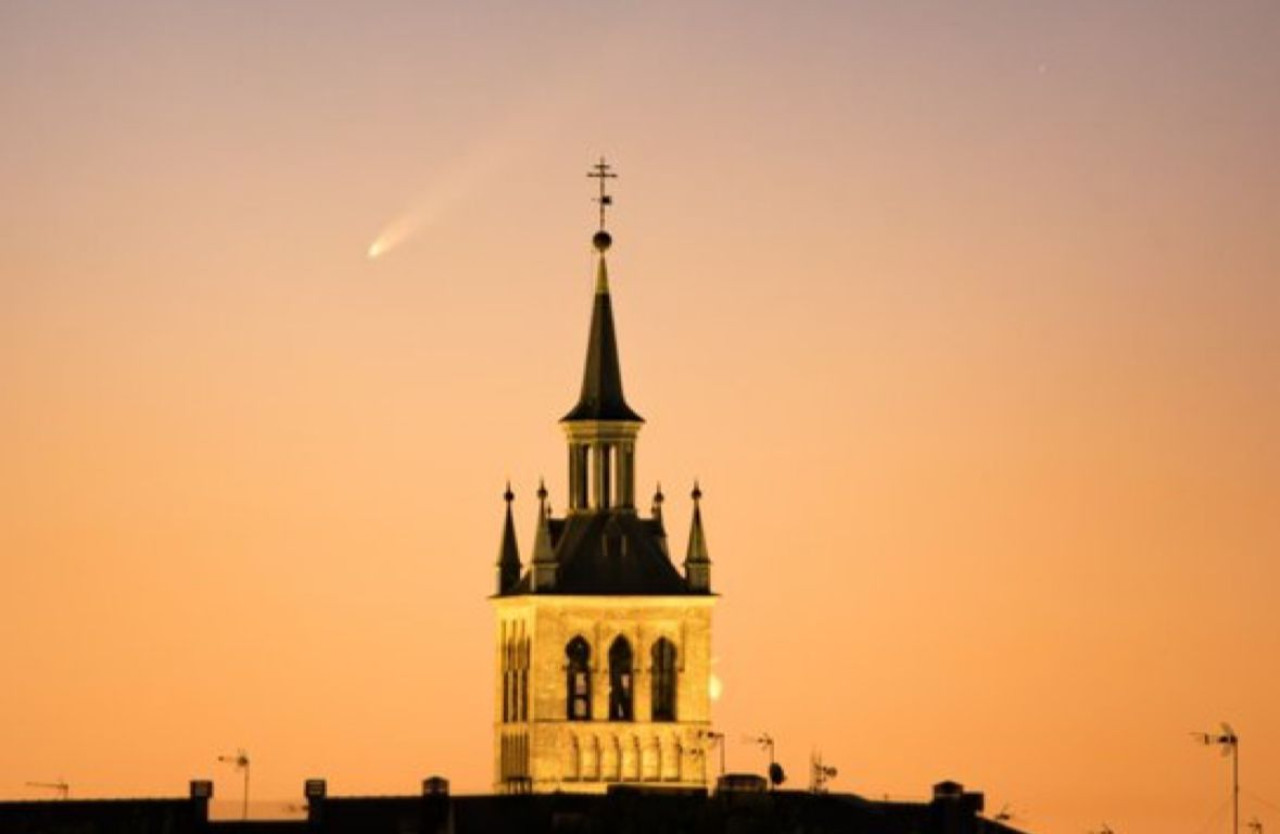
[490,160,716,794]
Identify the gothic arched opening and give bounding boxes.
[566,636,592,720]
[608,636,634,721]
[651,638,677,721]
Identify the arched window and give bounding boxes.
[651,638,677,722]
[566,637,592,721]
[609,636,634,721]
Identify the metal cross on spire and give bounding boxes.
[587,157,617,231]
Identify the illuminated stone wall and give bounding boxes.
[493,595,715,793]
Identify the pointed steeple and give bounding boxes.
[562,238,643,424]
[531,479,558,591]
[562,162,645,514]
[684,481,711,592]
[496,483,522,594]
[652,483,670,560]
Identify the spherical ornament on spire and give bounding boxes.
[592,230,612,252]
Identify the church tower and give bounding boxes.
[491,162,716,794]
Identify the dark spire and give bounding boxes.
[496,482,522,594]
[653,482,670,559]
[563,161,643,424]
[531,478,557,591]
[685,481,711,592]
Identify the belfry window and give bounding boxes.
[566,637,592,721]
[651,638,677,722]
[608,636,634,721]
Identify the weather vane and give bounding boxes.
[587,157,617,231]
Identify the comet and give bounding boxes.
[366,206,433,260]
[364,94,568,261]
[363,39,614,262]
[364,169,475,261]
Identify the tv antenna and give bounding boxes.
[992,803,1031,827]
[699,730,726,776]
[26,781,69,800]
[809,751,837,793]
[218,749,251,821]
[745,733,785,789]
[1193,722,1239,834]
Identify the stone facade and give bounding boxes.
[494,596,714,793]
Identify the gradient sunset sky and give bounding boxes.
[2,2,1278,832]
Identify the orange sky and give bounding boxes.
[2,2,1278,832]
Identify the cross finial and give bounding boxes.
[587,157,617,231]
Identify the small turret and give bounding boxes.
[530,480,558,591]
[496,483,522,594]
[684,481,712,592]
[652,483,670,559]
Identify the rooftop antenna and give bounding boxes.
[26,781,69,800]
[809,751,837,793]
[699,730,726,777]
[218,749,251,821]
[746,733,785,789]
[1193,723,1239,834]
[993,804,1030,827]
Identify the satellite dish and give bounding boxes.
[769,763,786,787]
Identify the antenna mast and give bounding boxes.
[748,733,785,789]
[218,749,251,821]
[1193,723,1239,834]
[809,751,837,793]
[700,731,726,777]
[26,781,70,800]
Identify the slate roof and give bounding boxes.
[508,509,702,596]
[561,258,643,424]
